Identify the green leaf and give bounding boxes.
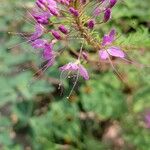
[81,72,127,119]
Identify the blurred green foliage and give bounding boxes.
[0,0,150,150]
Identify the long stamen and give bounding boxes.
[67,69,80,100]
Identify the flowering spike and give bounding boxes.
[26,0,123,90]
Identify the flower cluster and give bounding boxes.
[28,0,124,80]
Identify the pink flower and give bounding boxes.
[59,62,89,80]
[99,29,125,60]
[56,0,70,5]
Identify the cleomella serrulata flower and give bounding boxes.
[26,0,126,98]
[99,29,125,60]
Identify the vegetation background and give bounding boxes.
[0,0,150,149]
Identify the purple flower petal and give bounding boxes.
[107,46,125,58]
[109,29,116,38]
[33,12,51,25]
[59,62,89,80]
[29,24,44,41]
[69,7,79,17]
[59,63,70,71]
[43,43,54,60]
[31,39,47,49]
[99,50,109,60]
[59,63,78,71]
[78,64,89,80]
[69,63,79,70]
[47,0,57,7]
[102,29,116,46]
[42,43,55,67]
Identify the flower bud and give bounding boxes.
[58,25,68,34]
[51,30,61,40]
[109,0,117,8]
[56,0,70,5]
[33,12,50,25]
[36,0,45,9]
[69,7,79,17]
[48,6,59,16]
[93,8,101,16]
[103,8,111,22]
[87,19,95,29]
